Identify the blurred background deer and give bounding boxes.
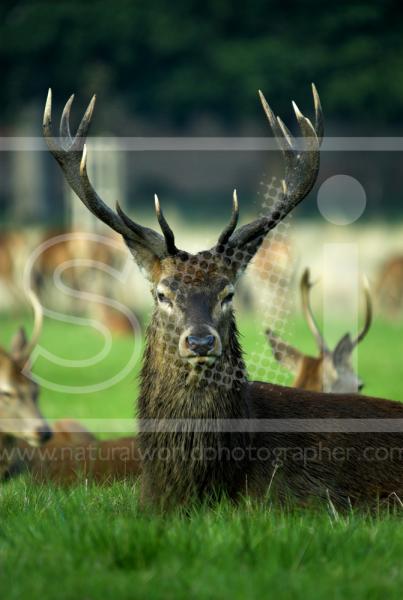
[0,290,53,476]
[266,268,372,393]
[376,255,403,318]
[0,289,140,484]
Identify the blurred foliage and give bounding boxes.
[1,0,403,129]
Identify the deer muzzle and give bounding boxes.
[179,326,222,365]
[13,418,54,447]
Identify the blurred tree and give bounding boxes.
[1,0,403,129]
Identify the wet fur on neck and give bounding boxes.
[138,311,251,507]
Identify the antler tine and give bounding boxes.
[74,95,96,151]
[312,83,324,145]
[276,116,295,151]
[44,89,131,236]
[227,85,322,249]
[77,142,134,236]
[154,195,178,255]
[218,190,239,246]
[284,99,319,205]
[18,290,44,362]
[59,94,74,149]
[43,90,172,258]
[115,200,170,257]
[43,88,61,156]
[353,276,373,347]
[300,268,329,354]
[259,92,293,153]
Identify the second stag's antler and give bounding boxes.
[300,268,329,354]
[11,290,43,364]
[300,268,373,355]
[352,276,372,347]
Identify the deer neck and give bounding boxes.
[138,312,251,506]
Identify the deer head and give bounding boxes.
[267,268,372,393]
[43,86,322,372]
[0,291,52,446]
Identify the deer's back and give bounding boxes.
[246,382,403,507]
[249,381,403,418]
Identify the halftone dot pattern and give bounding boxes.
[246,176,296,386]
[152,250,248,391]
[151,175,296,391]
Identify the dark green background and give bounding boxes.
[1,0,402,221]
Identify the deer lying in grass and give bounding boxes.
[0,291,140,483]
[266,268,372,393]
[0,290,53,479]
[28,434,141,485]
[44,84,403,511]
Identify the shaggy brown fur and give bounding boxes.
[137,253,403,511]
[139,315,249,506]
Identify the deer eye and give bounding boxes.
[222,292,234,306]
[157,292,172,306]
[0,390,12,400]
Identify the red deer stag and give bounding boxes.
[44,85,403,511]
[0,290,54,478]
[0,291,140,483]
[266,268,372,393]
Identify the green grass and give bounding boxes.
[1,312,403,598]
[2,483,403,599]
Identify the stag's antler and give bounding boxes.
[300,268,329,354]
[43,90,177,257]
[352,276,372,347]
[13,290,44,363]
[218,190,239,245]
[224,84,323,250]
[45,87,323,261]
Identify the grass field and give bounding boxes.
[1,311,403,599]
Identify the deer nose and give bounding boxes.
[186,335,216,356]
[37,425,53,444]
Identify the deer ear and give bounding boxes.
[266,329,303,374]
[124,239,163,282]
[333,333,354,364]
[10,327,29,358]
[115,200,168,283]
